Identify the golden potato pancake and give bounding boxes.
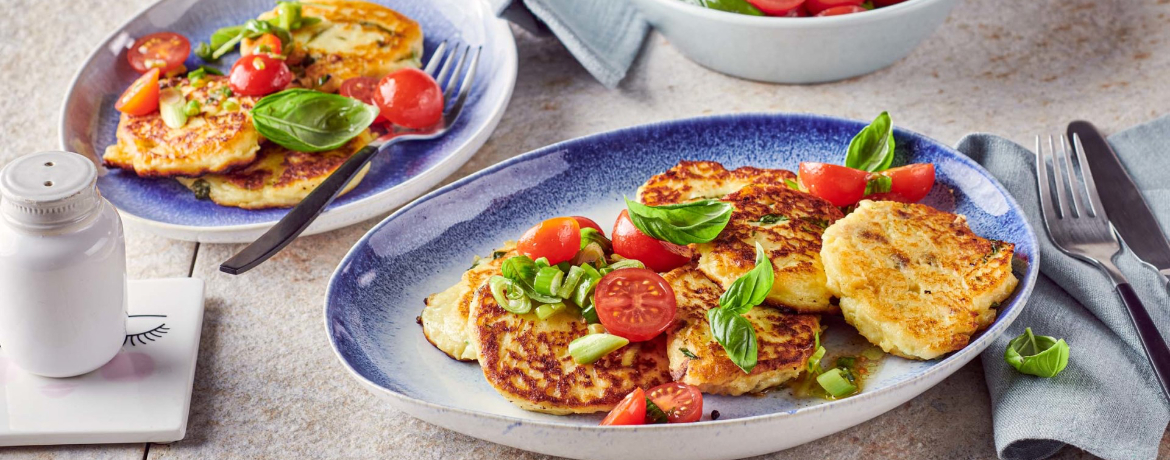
[468,284,672,415]
[420,243,517,361]
[820,200,1019,360]
[103,76,261,177]
[636,160,797,206]
[175,129,374,209]
[696,185,844,314]
[663,266,820,395]
[245,0,424,93]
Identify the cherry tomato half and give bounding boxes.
[798,162,870,207]
[127,32,190,74]
[816,5,868,15]
[781,5,809,16]
[339,77,386,122]
[517,217,581,265]
[647,382,704,423]
[250,33,283,56]
[594,268,677,342]
[612,210,692,273]
[600,388,646,426]
[745,0,805,15]
[873,0,908,6]
[229,54,292,97]
[115,68,161,116]
[872,163,935,203]
[572,216,604,235]
[373,68,443,129]
[805,0,863,14]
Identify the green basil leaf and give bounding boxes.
[250,89,379,152]
[1004,327,1070,378]
[718,242,774,315]
[579,227,612,251]
[209,25,245,49]
[624,198,733,245]
[845,111,896,173]
[707,308,758,374]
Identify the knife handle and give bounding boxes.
[1116,282,1170,402]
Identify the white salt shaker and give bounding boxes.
[0,152,126,377]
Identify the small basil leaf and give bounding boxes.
[624,198,733,245]
[718,242,774,315]
[1004,327,1070,378]
[250,89,379,152]
[579,227,612,251]
[707,308,758,374]
[845,111,896,173]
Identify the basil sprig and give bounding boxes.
[624,198,733,245]
[845,111,896,173]
[707,242,774,373]
[250,89,379,152]
[1004,327,1070,378]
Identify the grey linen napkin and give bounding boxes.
[957,116,1170,460]
[490,0,649,88]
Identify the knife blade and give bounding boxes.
[1068,120,1170,288]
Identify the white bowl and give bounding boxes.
[627,0,959,83]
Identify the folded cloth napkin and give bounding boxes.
[489,0,649,88]
[958,115,1170,460]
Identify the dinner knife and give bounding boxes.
[1068,120,1170,289]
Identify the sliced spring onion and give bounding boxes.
[183,100,202,117]
[558,266,586,299]
[488,276,532,314]
[568,333,629,365]
[535,302,566,320]
[501,255,537,285]
[534,257,550,270]
[579,262,602,282]
[599,267,614,276]
[581,303,600,324]
[807,346,826,374]
[557,261,573,272]
[816,368,858,398]
[573,277,596,308]
[572,242,607,267]
[223,98,240,111]
[533,266,564,297]
[158,87,188,129]
[608,259,646,271]
[588,324,606,335]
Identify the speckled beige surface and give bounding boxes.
[1,0,1169,458]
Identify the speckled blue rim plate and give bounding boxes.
[324,113,1039,460]
[59,0,516,243]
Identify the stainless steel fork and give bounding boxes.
[1036,134,1170,399]
[221,41,482,275]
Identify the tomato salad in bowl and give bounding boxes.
[688,0,913,18]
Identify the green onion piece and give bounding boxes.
[599,267,614,276]
[276,1,299,30]
[816,368,858,398]
[223,99,240,111]
[194,42,214,61]
[183,100,202,117]
[573,277,596,308]
[558,266,585,299]
[501,255,537,285]
[533,266,564,297]
[645,398,669,424]
[579,263,602,282]
[572,242,607,267]
[488,276,532,314]
[579,228,613,251]
[609,259,646,271]
[534,257,550,270]
[836,356,857,369]
[807,346,826,373]
[556,261,572,272]
[158,87,188,129]
[568,333,629,365]
[588,324,606,335]
[581,303,600,324]
[535,302,566,320]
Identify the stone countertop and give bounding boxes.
[1,0,1169,458]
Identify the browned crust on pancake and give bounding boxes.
[638,160,796,206]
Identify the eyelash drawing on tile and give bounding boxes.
[124,314,169,347]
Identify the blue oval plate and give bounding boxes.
[59,0,516,242]
[325,113,1039,460]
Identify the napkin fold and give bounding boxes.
[490,0,649,88]
[958,116,1170,460]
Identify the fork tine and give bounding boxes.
[434,45,464,93]
[1036,136,1061,224]
[1059,134,1087,217]
[442,46,472,101]
[1049,135,1074,219]
[1072,133,1108,218]
[424,41,449,77]
[444,47,480,122]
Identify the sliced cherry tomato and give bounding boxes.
[127,32,190,74]
[816,5,868,15]
[804,0,863,14]
[647,382,704,423]
[798,162,869,207]
[600,388,646,426]
[572,216,603,235]
[744,0,805,16]
[875,163,935,202]
[611,210,692,273]
[873,0,908,6]
[781,5,809,16]
[373,68,443,129]
[517,217,581,265]
[114,68,161,116]
[594,268,676,342]
[250,33,283,56]
[340,77,386,122]
[229,54,292,97]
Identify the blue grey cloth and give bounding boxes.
[958,116,1170,460]
[490,0,649,88]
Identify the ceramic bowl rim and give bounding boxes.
[324,112,1040,432]
[635,0,954,28]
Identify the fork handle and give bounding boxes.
[1115,282,1170,402]
[219,140,389,275]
